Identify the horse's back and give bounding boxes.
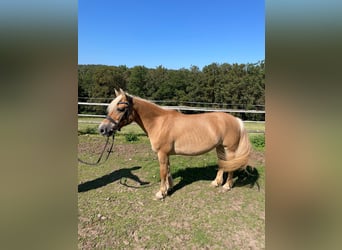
[175,112,240,134]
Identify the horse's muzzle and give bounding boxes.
[98,123,115,136]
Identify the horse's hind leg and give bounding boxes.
[212,145,236,191]
[223,172,234,191]
[211,169,224,187]
[211,145,226,187]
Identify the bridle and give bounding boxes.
[78,100,131,166]
[104,101,130,132]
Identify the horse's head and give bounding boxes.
[98,89,133,136]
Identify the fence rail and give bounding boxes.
[78,102,265,114]
[78,120,265,133]
[78,102,265,133]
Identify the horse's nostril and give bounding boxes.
[99,127,106,135]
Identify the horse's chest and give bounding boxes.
[150,143,159,153]
[150,139,173,153]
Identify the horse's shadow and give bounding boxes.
[78,165,260,194]
[78,166,149,193]
[169,165,260,195]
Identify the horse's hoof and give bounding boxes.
[155,191,165,200]
[222,184,232,192]
[210,180,220,187]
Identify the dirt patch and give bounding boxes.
[249,149,265,167]
[112,144,153,157]
[78,136,110,154]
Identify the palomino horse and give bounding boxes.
[99,89,252,199]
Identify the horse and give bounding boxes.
[98,89,252,199]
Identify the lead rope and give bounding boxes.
[78,133,115,166]
[78,100,130,166]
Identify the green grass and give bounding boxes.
[243,121,265,132]
[124,133,140,142]
[78,120,265,249]
[250,134,265,151]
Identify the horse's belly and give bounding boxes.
[173,137,217,156]
[174,147,214,156]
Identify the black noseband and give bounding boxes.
[105,115,118,126]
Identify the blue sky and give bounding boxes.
[78,0,264,69]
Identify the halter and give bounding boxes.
[105,101,130,132]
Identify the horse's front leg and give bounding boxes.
[155,151,173,200]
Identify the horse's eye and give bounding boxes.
[117,107,125,112]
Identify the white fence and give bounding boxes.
[78,102,265,133]
[78,101,265,115]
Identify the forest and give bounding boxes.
[78,61,265,120]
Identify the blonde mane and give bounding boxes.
[107,94,123,113]
[133,96,166,111]
[107,93,166,114]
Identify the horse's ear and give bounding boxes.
[115,89,119,97]
[119,88,125,95]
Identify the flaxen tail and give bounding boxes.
[219,118,252,172]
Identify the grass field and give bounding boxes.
[78,120,265,249]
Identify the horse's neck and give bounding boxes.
[132,98,166,135]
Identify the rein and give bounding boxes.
[78,133,115,166]
[78,100,130,166]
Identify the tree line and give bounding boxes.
[78,61,265,120]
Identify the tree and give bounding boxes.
[78,61,265,120]
[128,66,148,97]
